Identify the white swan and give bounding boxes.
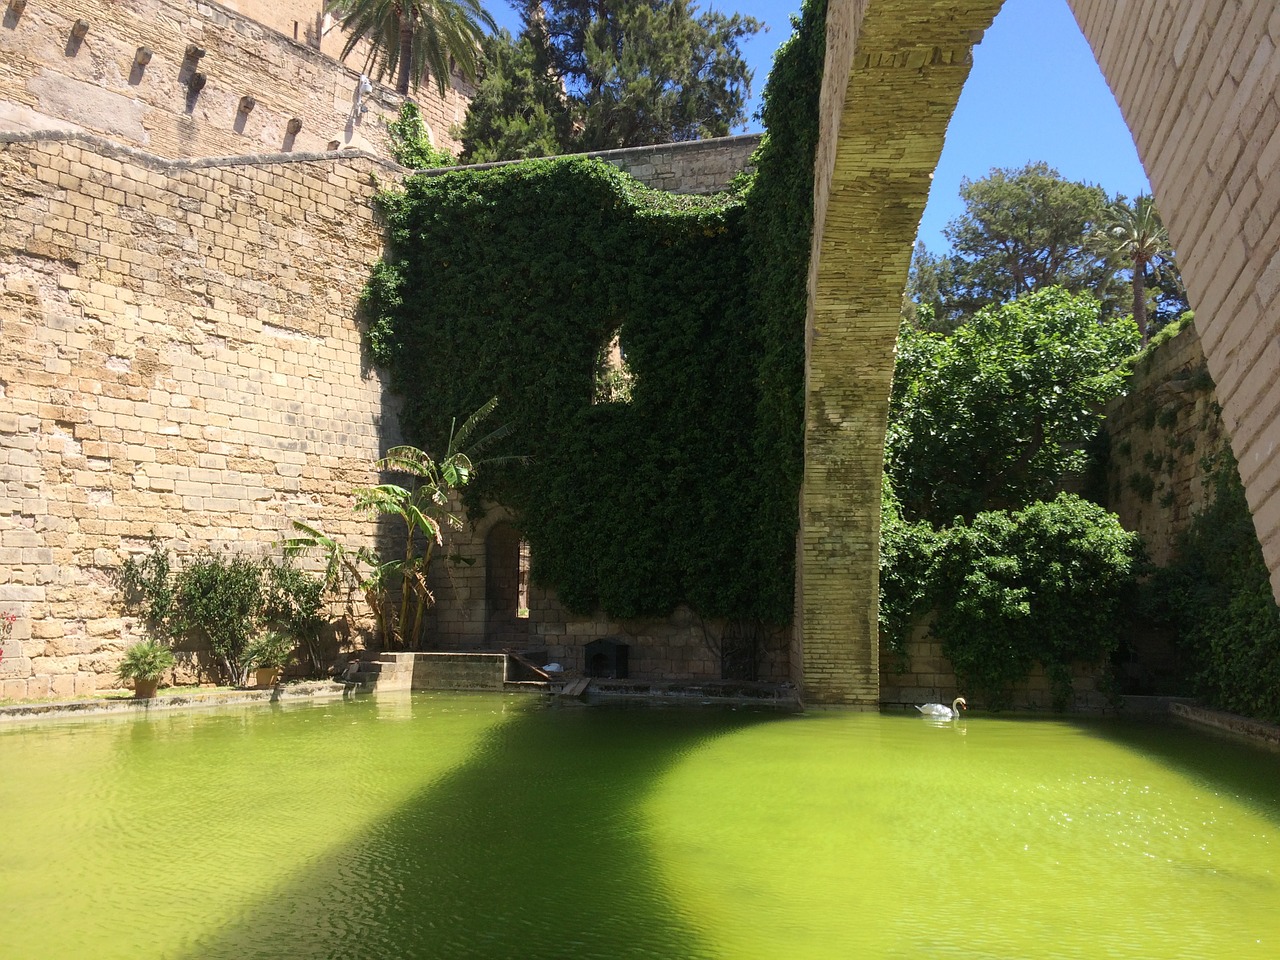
[916,696,967,719]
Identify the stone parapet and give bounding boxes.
[0,0,470,161]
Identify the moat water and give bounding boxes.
[2,693,1278,959]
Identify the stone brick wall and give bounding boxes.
[0,0,470,161]
[1067,0,1280,604]
[1103,324,1225,568]
[419,506,791,685]
[879,621,1110,713]
[0,131,402,699]
[431,133,762,194]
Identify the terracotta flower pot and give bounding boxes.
[255,666,281,688]
[133,677,160,699]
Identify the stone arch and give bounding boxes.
[799,0,1280,705]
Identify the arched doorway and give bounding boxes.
[485,521,530,646]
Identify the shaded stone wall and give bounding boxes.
[1068,0,1280,604]
[0,132,401,698]
[421,506,791,685]
[0,0,470,160]
[879,620,1110,713]
[1103,325,1225,568]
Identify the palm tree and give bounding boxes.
[327,0,496,97]
[1099,194,1173,344]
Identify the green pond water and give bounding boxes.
[2,694,1279,960]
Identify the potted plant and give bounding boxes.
[117,640,176,699]
[245,631,293,688]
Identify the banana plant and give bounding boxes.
[283,398,518,648]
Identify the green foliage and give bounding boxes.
[930,495,1141,709]
[878,476,942,659]
[175,553,265,687]
[118,545,325,685]
[285,404,511,647]
[262,560,326,675]
[940,162,1112,316]
[116,640,176,684]
[117,541,177,643]
[456,29,568,162]
[244,631,294,671]
[457,0,762,159]
[1155,450,1280,721]
[361,0,825,625]
[388,102,455,168]
[886,287,1139,524]
[327,0,495,96]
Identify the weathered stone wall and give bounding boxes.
[0,131,402,699]
[432,133,763,194]
[0,0,469,161]
[1103,325,1225,568]
[1067,0,1280,604]
[799,0,1002,705]
[416,506,790,685]
[879,621,1110,713]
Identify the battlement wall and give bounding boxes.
[0,0,470,161]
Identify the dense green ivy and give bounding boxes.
[360,0,825,624]
[1154,449,1280,722]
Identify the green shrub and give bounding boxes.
[913,495,1140,709]
[1154,450,1280,721]
[116,640,176,684]
[118,545,327,686]
[176,553,264,687]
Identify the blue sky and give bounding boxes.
[490,0,1151,253]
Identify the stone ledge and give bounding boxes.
[1171,702,1280,747]
[0,129,405,175]
[0,680,350,724]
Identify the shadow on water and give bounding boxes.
[1046,714,1280,825]
[180,699,780,960]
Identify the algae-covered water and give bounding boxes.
[2,694,1278,959]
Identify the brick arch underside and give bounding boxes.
[799,0,1280,706]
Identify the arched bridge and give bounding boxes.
[799,0,1280,704]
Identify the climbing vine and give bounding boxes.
[1153,449,1280,722]
[359,0,827,625]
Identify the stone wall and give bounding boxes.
[1103,324,1225,568]
[0,0,470,161]
[0,131,402,699]
[879,621,1110,713]
[430,133,763,194]
[1067,0,1280,604]
[420,506,792,685]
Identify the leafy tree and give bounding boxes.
[943,162,1113,311]
[1096,193,1178,344]
[328,0,496,96]
[886,287,1139,525]
[457,0,762,160]
[456,28,569,162]
[929,494,1141,708]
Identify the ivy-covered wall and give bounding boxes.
[360,0,825,638]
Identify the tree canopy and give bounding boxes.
[328,0,496,96]
[905,163,1188,331]
[456,0,762,160]
[886,287,1139,526]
